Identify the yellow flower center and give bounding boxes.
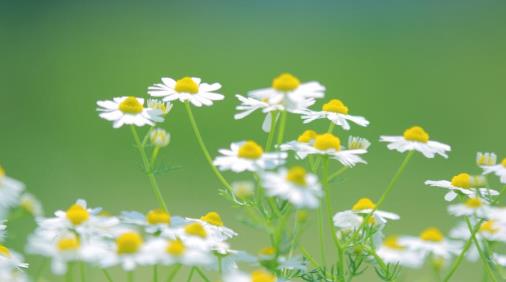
[251,270,277,282]
[297,130,318,143]
[200,211,224,226]
[184,222,207,238]
[464,198,482,208]
[480,220,498,234]
[272,73,300,92]
[322,99,349,114]
[166,239,186,256]
[420,227,444,242]
[286,166,308,186]
[0,244,10,257]
[502,158,506,168]
[117,232,143,254]
[383,236,405,250]
[119,96,144,114]
[258,247,276,256]
[146,209,171,225]
[451,173,471,189]
[313,133,341,151]
[403,126,429,143]
[352,198,376,211]
[66,204,90,226]
[0,166,5,177]
[238,141,264,159]
[174,77,199,94]
[57,237,80,251]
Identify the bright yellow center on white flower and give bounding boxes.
[166,239,185,256]
[258,247,276,256]
[146,209,171,225]
[403,126,429,143]
[420,227,444,242]
[272,73,300,92]
[502,158,506,168]
[57,237,80,251]
[174,77,199,94]
[238,141,264,159]
[251,270,277,282]
[66,204,89,226]
[184,222,207,238]
[286,166,308,186]
[313,133,341,151]
[451,173,471,189]
[383,236,405,250]
[0,166,5,177]
[352,198,376,211]
[480,220,498,234]
[116,232,143,254]
[322,99,349,114]
[465,198,482,208]
[297,130,318,143]
[0,244,10,257]
[200,211,224,226]
[119,96,144,114]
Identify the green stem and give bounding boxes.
[195,267,211,282]
[80,262,86,282]
[317,205,326,266]
[130,126,168,212]
[184,102,233,192]
[327,122,335,133]
[329,166,348,182]
[127,271,134,282]
[150,146,161,168]
[301,246,319,268]
[186,267,195,282]
[66,263,74,282]
[166,264,182,282]
[276,110,288,147]
[102,270,113,282]
[153,265,158,282]
[265,112,279,152]
[464,217,497,282]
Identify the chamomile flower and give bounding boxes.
[347,136,371,151]
[0,244,28,282]
[349,198,400,224]
[224,269,278,282]
[333,210,364,232]
[480,155,506,184]
[121,209,185,235]
[213,141,286,172]
[148,77,224,107]
[261,166,322,209]
[185,212,237,243]
[97,231,149,271]
[150,128,171,147]
[380,126,451,158]
[172,222,220,252]
[450,220,506,243]
[279,130,318,159]
[399,228,461,259]
[19,193,44,217]
[425,173,499,201]
[142,238,213,266]
[298,99,369,130]
[376,236,424,268]
[0,222,5,242]
[97,96,164,128]
[476,152,497,167]
[0,167,24,218]
[447,197,491,217]
[333,198,399,233]
[147,99,173,115]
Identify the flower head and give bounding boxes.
[298,99,369,130]
[380,126,451,158]
[213,141,286,172]
[97,96,164,128]
[148,77,224,107]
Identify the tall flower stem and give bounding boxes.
[276,110,288,147]
[153,265,158,282]
[127,271,134,282]
[195,267,211,282]
[186,267,195,282]
[317,206,326,266]
[265,112,279,152]
[130,126,168,212]
[102,270,113,282]
[184,102,233,192]
[166,264,182,282]
[463,217,497,282]
[80,262,86,282]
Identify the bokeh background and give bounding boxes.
[1,0,506,281]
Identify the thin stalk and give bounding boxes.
[166,264,182,282]
[184,102,232,192]
[102,270,114,282]
[127,272,134,282]
[186,267,195,282]
[66,263,74,282]
[276,110,288,147]
[265,111,279,152]
[80,262,86,282]
[130,126,168,212]
[153,265,158,282]
[317,206,326,266]
[329,166,348,182]
[300,246,319,268]
[195,267,211,282]
[150,146,161,168]
[463,217,497,282]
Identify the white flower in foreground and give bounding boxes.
[480,155,506,184]
[380,126,451,158]
[261,167,322,209]
[376,236,424,268]
[185,212,237,243]
[349,198,400,225]
[400,228,461,260]
[298,99,369,130]
[425,173,499,201]
[447,197,491,217]
[142,238,213,267]
[171,221,226,253]
[0,244,28,282]
[224,269,278,282]
[97,231,150,271]
[148,77,224,107]
[121,209,185,236]
[333,198,399,232]
[0,166,24,218]
[97,96,164,128]
[213,141,286,172]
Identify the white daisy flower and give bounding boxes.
[298,99,369,130]
[141,238,213,267]
[147,99,173,115]
[120,209,186,236]
[450,220,506,243]
[224,269,278,282]
[19,193,44,217]
[349,198,400,225]
[96,231,151,271]
[213,141,286,173]
[333,210,364,232]
[261,166,322,209]
[0,222,6,242]
[185,212,237,243]
[425,173,499,201]
[447,197,491,217]
[376,236,424,268]
[148,77,224,107]
[172,222,222,252]
[279,130,319,159]
[399,228,461,260]
[0,268,28,282]
[476,152,497,167]
[97,96,164,128]
[0,167,24,219]
[380,126,451,158]
[347,136,371,151]
[481,156,506,184]
[333,198,399,233]
[0,244,28,271]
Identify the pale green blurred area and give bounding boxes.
[1,0,506,281]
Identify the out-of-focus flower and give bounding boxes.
[399,228,461,260]
[213,141,286,172]
[376,235,424,268]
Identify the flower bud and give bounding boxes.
[232,181,255,199]
[150,128,170,147]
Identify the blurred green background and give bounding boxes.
[1,0,506,281]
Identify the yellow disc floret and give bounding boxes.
[383,236,405,250]
[117,232,143,254]
[352,198,376,211]
[502,158,506,168]
[119,97,144,114]
[57,237,80,251]
[184,222,207,238]
[272,73,300,92]
[66,204,90,226]
[286,166,308,186]
[0,244,10,257]
[174,77,199,94]
[322,99,349,114]
[166,239,186,256]
[251,270,277,282]
[451,173,471,189]
[313,133,341,151]
[465,198,482,208]
[200,211,224,226]
[480,220,498,234]
[420,227,444,242]
[297,130,318,143]
[146,209,171,225]
[403,126,429,143]
[0,166,5,177]
[238,141,264,159]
